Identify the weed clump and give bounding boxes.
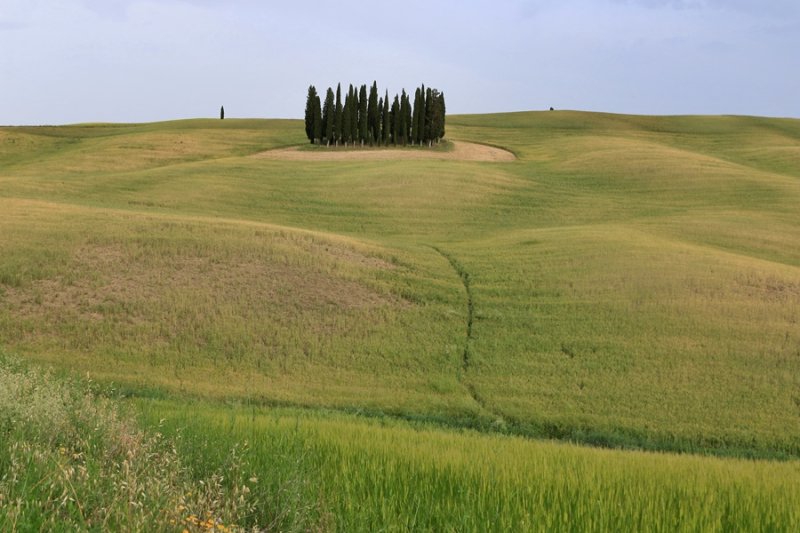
[0,354,263,531]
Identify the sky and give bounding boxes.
[1,0,799,124]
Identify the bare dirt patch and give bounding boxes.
[251,140,516,162]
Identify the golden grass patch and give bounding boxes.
[5,241,399,326]
[252,140,515,162]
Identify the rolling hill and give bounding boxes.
[2,111,800,529]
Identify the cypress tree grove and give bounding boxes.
[334,83,343,146]
[323,87,335,146]
[358,84,368,146]
[303,82,444,148]
[305,85,318,143]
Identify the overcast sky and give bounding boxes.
[1,0,798,124]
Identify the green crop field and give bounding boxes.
[2,111,800,529]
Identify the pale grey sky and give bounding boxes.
[1,0,798,124]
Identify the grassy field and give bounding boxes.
[2,111,800,528]
[5,352,798,530]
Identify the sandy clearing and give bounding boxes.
[251,140,516,162]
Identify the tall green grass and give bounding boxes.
[5,350,798,531]
[140,399,800,532]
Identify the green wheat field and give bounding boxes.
[2,111,800,530]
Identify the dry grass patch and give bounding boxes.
[305,239,398,271]
[1,121,305,177]
[0,201,425,390]
[5,237,404,330]
[252,140,515,162]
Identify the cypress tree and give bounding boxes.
[220,105,225,120]
[425,86,433,146]
[349,85,358,145]
[397,92,404,145]
[313,94,322,144]
[304,85,317,143]
[417,85,426,145]
[391,95,400,145]
[323,87,335,146]
[411,88,421,145]
[378,96,383,143]
[321,89,329,143]
[438,91,446,140]
[405,92,412,145]
[334,83,343,146]
[367,81,378,145]
[427,88,443,144]
[382,90,390,145]
[399,90,409,146]
[435,89,442,143]
[358,84,368,146]
[342,91,352,146]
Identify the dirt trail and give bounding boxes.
[252,140,516,162]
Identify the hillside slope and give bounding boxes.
[2,112,800,456]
